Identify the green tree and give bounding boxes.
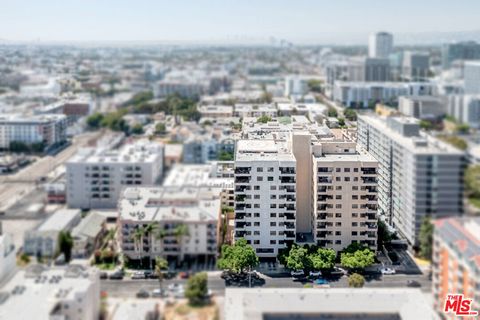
[438,135,467,150]
[218,151,234,161]
[419,120,433,131]
[131,123,144,135]
[348,273,365,288]
[344,109,357,121]
[307,79,323,93]
[338,117,346,127]
[154,122,166,135]
[217,238,259,274]
[457,124,470,134]
[308,248,336,271]
[286,244,311,271]
[58,231,73,262]
[185,272,208,306]
[327,107,338,117]
[174,224,189,262]
[340,248,375,271]
[465,165,480,198]
[418,216,434,260]
[377,219,392,250]
[86,112,104,129]
[257,115,272,124]
[154,257,169,292]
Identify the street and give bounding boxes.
[100,271,432,298]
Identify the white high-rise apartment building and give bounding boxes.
[369,32,393,59]
[357,115,464,245]
[0,114,67,149]
[234,117,378,257]
[447,95,480,129]
[66,140,163,209]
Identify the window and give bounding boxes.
[254,222,260,226]
[352,186,358,190]
[254,213,260,217]
[270,231,276,235]
[270,240,276,245]
[352,213,358,218]
[352,222,358,227]
[335,204,342,209]
[352,231,358,236]
[354,168,359,172]
[336,177,341,181]
[270,186,276,190]
[352,195,358,200]
[353,177,359,181]
[270,195,276,199]
[254,195,260,199]
[268,167,274,172]
[257,177,263,181]
[254,231,260,235]
[336,195,342,200]
[254,204,260,208]
[254,240,260,244]
[257,167,263,172]
[344,168,350,172]
[336,168,341,172]
[268,176,274,181]
[336,186,342,190]
[344,177,350,182]
[270,222,276,227]
[270,213,276,218]
[335,231,341,235]
[335,213,342,218]
[335,240,341,245]
[352,204,358,209]
[335,222,341,227]
[254,186,260,190]
[270,204,276,208]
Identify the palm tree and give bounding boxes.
[155,257,169,293]
[173,224,190,264]
[131,227,145,253]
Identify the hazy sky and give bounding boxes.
[1,0,480,43]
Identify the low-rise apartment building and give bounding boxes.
[118,186,220,264]
[66,140,163,209]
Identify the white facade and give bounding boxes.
[0,265,100,320]
[398,96,447,120]
[0,114,67,149]
[23,209,81,258]
[447,95,480,128]
[66,140,163,209]
[233,104,277,118]
[118,186,220,262]
[0,232,15,284]
[333,81,435,108]
[369,32,393,59]
[284,76,308,97]
[465,61,480,94]
[357,115,464,244]
[234,119,379,257]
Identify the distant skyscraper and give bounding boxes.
[464,61,480,94]
[442,41,480,69]
[369,32,393,59]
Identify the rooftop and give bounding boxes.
[37,209,81,232]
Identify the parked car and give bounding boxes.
[329,267,347,277]
[136,289,150,298]
[406,280,421,288]
[291,270,305,277]
[131,271,146,279]
[380,267,396,275]
[309,270,322,278]
[99,272,108,280]
[109,271,124,280]
[314,278,329,285]
[179,271,190,279]
[151,288,165,297]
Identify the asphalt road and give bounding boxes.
[100,271,432,298]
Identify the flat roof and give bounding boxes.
[37,209,80,232]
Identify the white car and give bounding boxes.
[131,271,146,279]
[380,267,396,275]
[151,288,165,297]
[309,270,322,278]
[291,270,305,277]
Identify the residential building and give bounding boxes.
[71,213,107,259]
[442,41,480,69]
[233,104,277,118]
[0,114,67,150]
[0,264,100,320]
[398,96,447,120]
[432,217,480,318]
[234,118,378,257]
[284,76,308,97]
[333,81,435,108]
[402,51,430,80]
[447,95,480,128]
[164,144,184,169]
[66,140,163,209]
[23,209,81,258]
[198,105,234,119]
[369,32,394,59]
[0,224,15,284]
[118,186,220,264]
[464,61,480,94]
[224,288,438,320]
[357,115,464,245]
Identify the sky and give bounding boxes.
[1,0,480,44]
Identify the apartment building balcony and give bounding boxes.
[235,204,246,211]
[317,195,333,202]
[235,195,246,202]
[318,240,333,246]
[279,186,295,193]
[280,177,296,184]
[361,168,377,175]
[366,186,377,193]
[235,176,251,183]
[318,167,333,173]
[235,231,246,238]
[235,212,246,220]
[361,195,378,202]
[285,222,295,230]
[361,177,377,184]
[284,231,295,238]
[285,204,295,211]
[235,167,251,174]
[285,213,295,220]
[365,204,378,211]
[318,186,328,193]
[318,176,332,184]
[279,167,295,175]
[235,222,247,229]
[235,185,251,192]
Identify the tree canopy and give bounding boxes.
[286,244,311,271]
[217,238,259,273]
[309,248,336,270]
[348,273,365,288]
[465,165,480,198]
[340,247,375,270]
[185,272,208,306]
[58,231,73,262]
[257,115,272,124]
[418,216,434,260]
